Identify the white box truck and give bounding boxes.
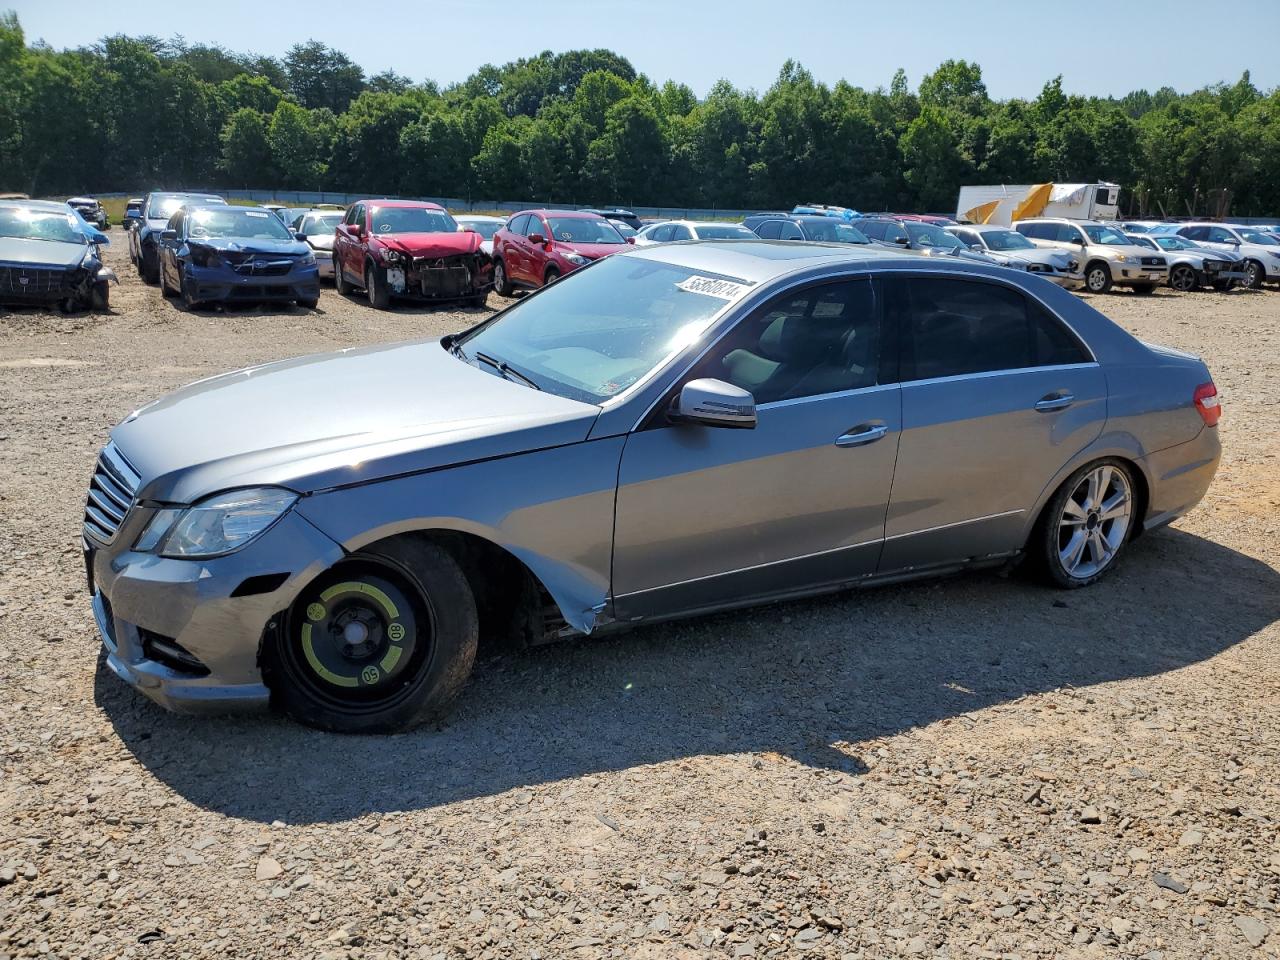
[956,182,1121,226]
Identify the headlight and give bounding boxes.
[189,246,221,268]
[134,487,298,558]
[381,248,404,265]
[299,251,316,266]
[563,252,590,266]
[1113,254,1128,263]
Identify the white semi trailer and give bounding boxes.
[956,182,1121,226]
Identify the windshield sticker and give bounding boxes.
[676,275,750,300]
[245,211,269,218]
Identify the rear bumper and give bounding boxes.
[1141,426,1221,532]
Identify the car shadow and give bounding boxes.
[94,528,1279,825]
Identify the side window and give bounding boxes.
[886,223,908,243]
[1052,224,1078,243]
[860,221,887,240]
[779,222,804,241]
[1207,227,1234,243]
[955,230,979,248]
[686,279,881,405]
[756,221,782,240]
[653,224,674,242]
[508,214,530,236]
[1015,223,1038,240]
[528,217,550,239]
[892,277,1070,381]
[671,225,693,241]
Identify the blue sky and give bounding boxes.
[11,0,1277,100]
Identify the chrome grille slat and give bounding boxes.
[86,487,125,522]
[83,442,140,544]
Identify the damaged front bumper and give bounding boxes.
[382,252,493,301]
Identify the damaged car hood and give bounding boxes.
[374,232,483,258]
[111,339,599,503]
[0,237,87,267]
[188,236,309,257]
[559,242,627,260]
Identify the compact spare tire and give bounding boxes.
[266,538,478,733]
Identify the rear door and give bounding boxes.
[878,274,1105,571]
[612,277,902,620]
[503,214,530,281]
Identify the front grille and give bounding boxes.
[1141,256,1166,267]
[83,443,140,543]
[221,251,297,277]
[0,264,73,297]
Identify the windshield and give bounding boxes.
[612,222,638,237]
[1082,225,1130,245]
[188,208,294,240]
[546,217,626,244]
[458,220,501,239]
[1154,236,1194,251]
[804,221,870,244]
[300,213,343,236]
[979,229,1035,251]
[149,194,223,220]
[906,222,961,250]
[455,256,750,403]
[1237,229,1278,246]
[0,207,87,244]
[1128,236,1158,249]
[370,206,457,234]
[695,224,757,240]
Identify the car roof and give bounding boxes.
[951,224,1017,233]
[455,214,505,222]
[620,239,921,283]
[7,199,74,211]
[520,209,605,219]
[358,199,447,210]
[1017,217,1111,226]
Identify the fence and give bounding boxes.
[84,188,775,222]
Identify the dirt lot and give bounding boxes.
[1,243,1277,960]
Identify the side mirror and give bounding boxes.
[670,378,757,430]
[349,224,363,237]
[527,233,546,245]
[461,226,478,234]
[295,231,307,241]
[160,229,177,241]
[626,236,636,244]
[1072,237,1085,245]
[893,236,910,246]
[88,228,109,246]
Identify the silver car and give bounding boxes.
[291,209,344,280]
[947,224,1083,287]
[1124,233,1246,292]
[84,242,1222,732]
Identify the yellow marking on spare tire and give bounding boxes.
[319,581,399,619]
[379,644,403,673]
[360,665,381,685]
[300,624,358,688]
[386,622,405,642]
[306,602,326,622]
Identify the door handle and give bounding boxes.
[834,424,888,447]
[1035,393,1075,412]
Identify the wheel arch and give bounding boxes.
[1023,442,1153,549]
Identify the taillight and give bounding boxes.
[1194,382,1221,426]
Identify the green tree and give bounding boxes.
[268,100,323,188]
[284,40,365,112]
[220,107,272,185]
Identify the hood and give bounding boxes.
[191,236,309,257]
[559,242,627,260]
[111,339,599,503]
[373,232,482,258]
[1111,243,1164,259]
[304,234,336,252]
[0,237,87,267]
[1000,248,1073,268]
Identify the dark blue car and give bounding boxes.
[157,205,321,309]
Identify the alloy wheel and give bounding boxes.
[1057,464,1132,580]
[1170,265,1197,291]
[1087,267,1108,292]
[1245,262,1263,289]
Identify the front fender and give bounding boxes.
[292,437,626,635]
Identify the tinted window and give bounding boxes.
[1014,222,1040,239]
[779,222,804,241]
[885,223,909,243]
[689,280,881,404]
[653,224,674,242]
[860,221,887,239]
[344,204,362,226]
[756,221,782,240]
[1207,227,1235,243]
[1180,226,1207,241]
[891,278,1087,381]
[670,225,693,241]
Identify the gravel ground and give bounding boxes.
[1,244,1277,960]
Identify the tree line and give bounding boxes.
[1,12,1277,216]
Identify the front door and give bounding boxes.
[877,274,1107,571]
[611,277,902,621]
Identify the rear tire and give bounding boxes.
[1033,458,1136,589]
[90,280,110,312]
[1132,283,1156,295]
[1242,259,1265,290]
[543,266,560,287]
[1084,262,1112,294]
[180,271,200,310]
[492,259,512,297]
[366,263,391,309]
[333,257,350,295]
[299,297,319,310]
[139,249,159,285]
[266,538,479,734]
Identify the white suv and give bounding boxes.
[1173,223,1280,290]
[1015,218,1168,294]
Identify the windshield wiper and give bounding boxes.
[474,351,541,391]
[446,338,469,363]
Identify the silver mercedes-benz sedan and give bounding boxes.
[84,242,1222,732]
